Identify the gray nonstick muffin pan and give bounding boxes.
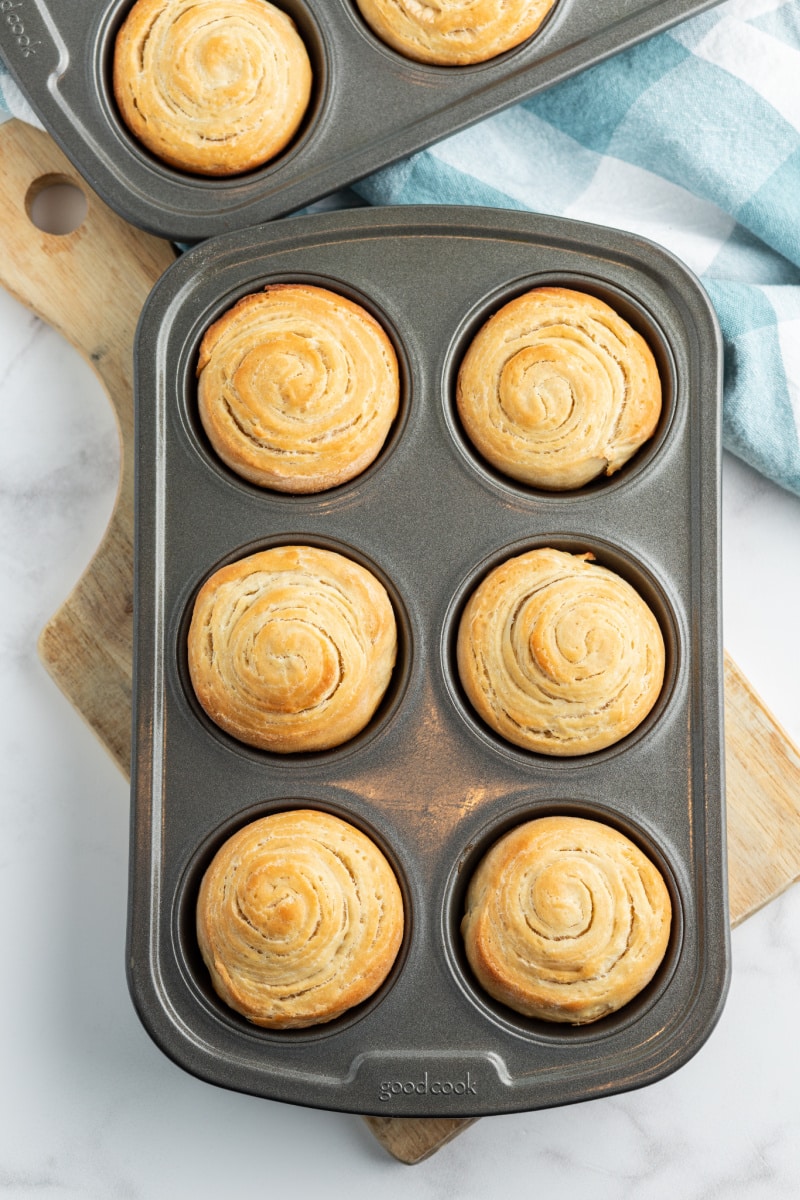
[130,204,729,1117]
[1,0,724,241]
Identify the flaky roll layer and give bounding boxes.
[197,285,400,493]
[457,548,665,755]
[355,0,555,65]
[113,0,312,176]
[197,810,404,1028]
[462,816,672,1023]
[187,546,397,752]
[457,287,662,490]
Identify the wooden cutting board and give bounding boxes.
[3,118,800,1166]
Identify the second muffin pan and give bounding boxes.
[130,204,728,1116]
[2,0,724,240]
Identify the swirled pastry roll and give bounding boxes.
[197,809,404,1028]
[457,287,662,490]
[462,815,672,1023]
[197,285,400,493]
[113,0,312,176]
[354,0,555,65]
[457,548,665,755]
[187,546,397,752]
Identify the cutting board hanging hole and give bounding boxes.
[26,174,88,236]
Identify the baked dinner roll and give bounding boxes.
[462,815,672,1023]
[197,809,404,1028]
[113,0,312,176]
[457,287,662,490]
[354,0,555,66]
[197,285,400,492]
[457,547,665,755]
[187,545,397,752]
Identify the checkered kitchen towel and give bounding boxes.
[2,0,799,497]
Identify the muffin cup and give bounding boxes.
[442,799,684,1043]
[441,533,683,766]
[173,798,414,1040]
[177,272,411,503]
[173,534,414,766]
[443,273,677,502]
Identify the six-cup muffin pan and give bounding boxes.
[129,204,730,1117]
[1,0,724,241]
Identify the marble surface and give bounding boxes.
[1,231,800,1199]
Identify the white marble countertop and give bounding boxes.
[2,210,800,1198]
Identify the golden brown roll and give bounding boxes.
[197,285,400,493]
[354,0,555,66]
[197,809,404,1028]
[187,545,397,752]
[113,0,312,176]
[457,547,665,755]
[457,287,662,490]
[462,815,672,1023]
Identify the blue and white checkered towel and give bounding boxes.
[2,0,799,497]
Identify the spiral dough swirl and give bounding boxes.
[197,285,400,493]
[462,815,672,1023]
[457,548,665,755]
[457,287,662,490]
[354,0,556,65]
[187,546,397,752]
[197,810,404,1028]
[113,0,312,176]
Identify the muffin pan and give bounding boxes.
[130,204,729,1116]
[2,0,724,241]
